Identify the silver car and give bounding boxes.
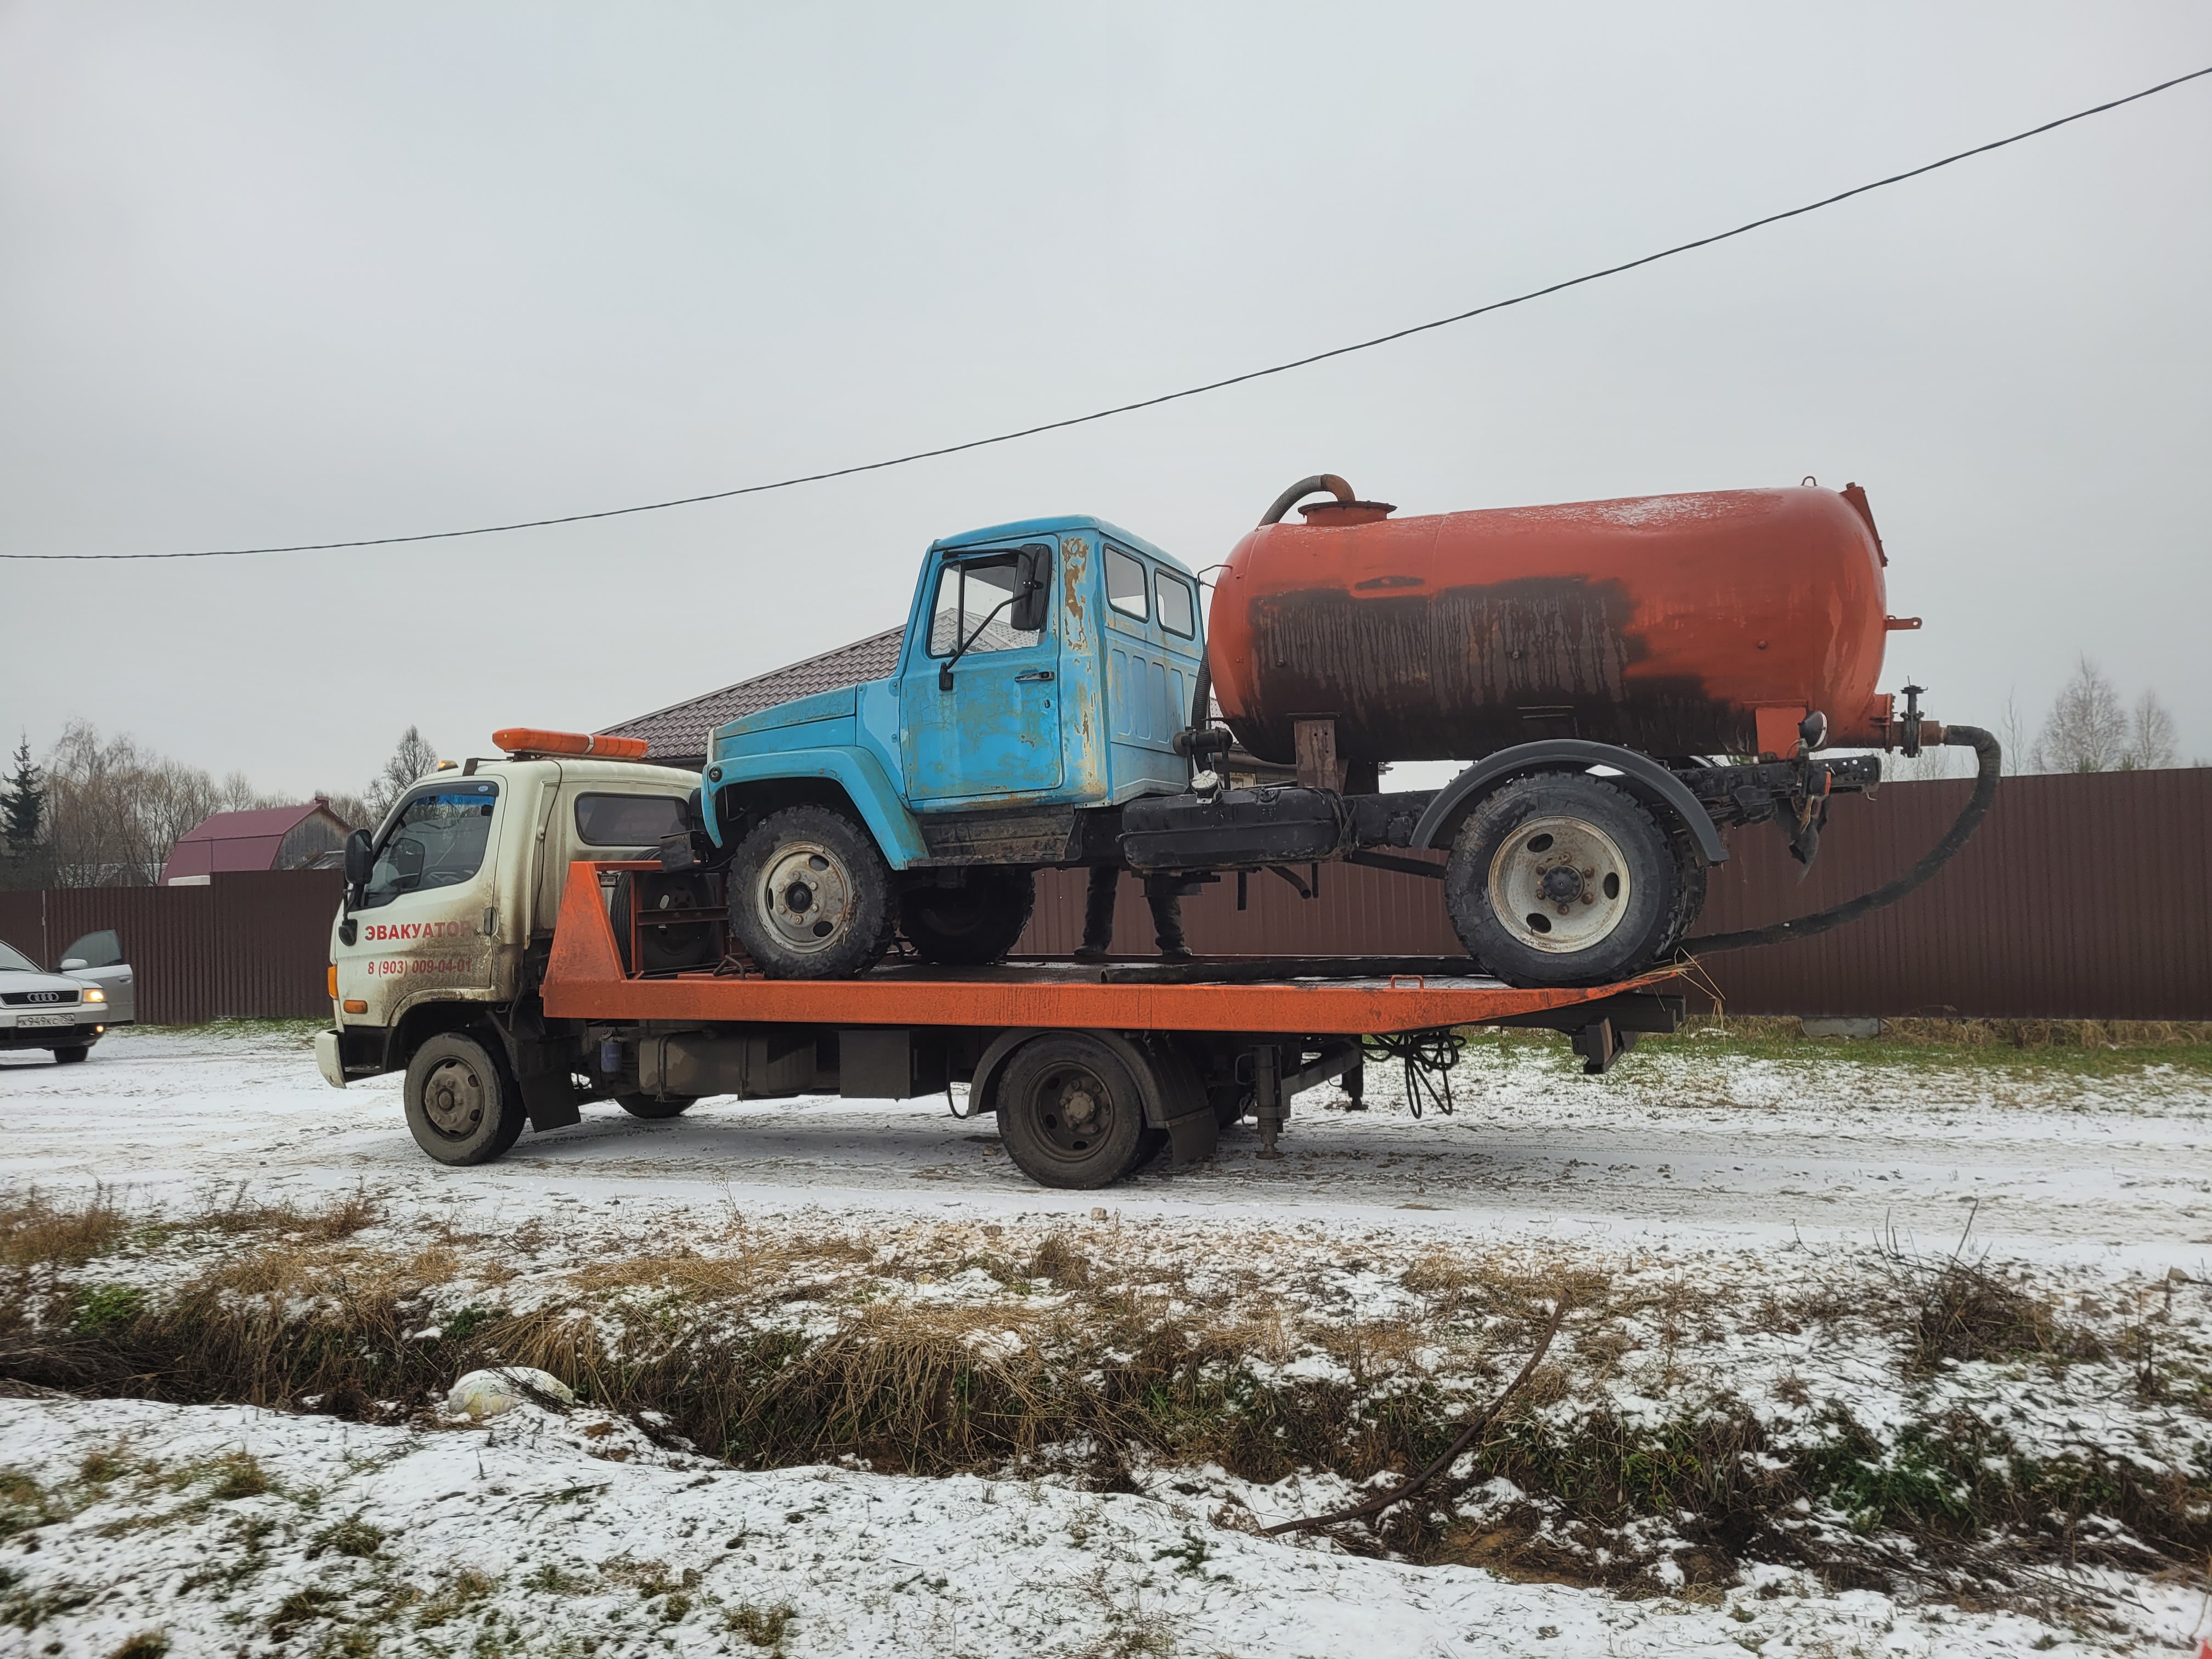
[0,938,119,1063]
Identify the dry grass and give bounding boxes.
[0,1188,130,1269]
[0,1193,2204,1602]
[1667,1014,2212,1051]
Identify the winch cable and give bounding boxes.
[13,67,2209,562]
[1682,726,2001,959]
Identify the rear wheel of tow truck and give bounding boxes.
[403,1032,527,1166]
[994,1034,1147,1190]
[898,867,1036,966]
[1443,773,1681,988]
[726,805,897,980]
[614,1091,696,1120]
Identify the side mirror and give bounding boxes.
[1009,543,1052,634]
[342,828,375,888]
[59,958,88,972]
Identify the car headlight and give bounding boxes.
[82,988,105,1003]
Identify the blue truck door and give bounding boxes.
[900,546,1065,804]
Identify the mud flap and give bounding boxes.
[520,1070,583,1132]
[1162,1107,1218,1169]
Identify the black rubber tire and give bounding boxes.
[52,1045,90,1065]
[899,867,1036,966]
[994,1033,1148,1190]
[726,804,896,980]
[1655,821,1711,960]
[1444,773,1681,988]
[403,1031,528,1167]
[615,1092,696,1120]
[610,871,720,975]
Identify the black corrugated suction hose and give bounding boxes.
[1684,725,2001,958]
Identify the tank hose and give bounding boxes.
[1683,725,2001,959]
[1257,473,1356,526]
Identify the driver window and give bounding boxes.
[927,557,1044,657]
[360,781,499,910]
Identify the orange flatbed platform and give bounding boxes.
[543,862,1671,1035]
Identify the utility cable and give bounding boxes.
[8,65,2207,563]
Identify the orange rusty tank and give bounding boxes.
[1207,483,1900,765]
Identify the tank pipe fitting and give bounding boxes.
[1688,725,2001,958]
[1257,473,1357,527]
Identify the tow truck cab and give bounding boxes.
[318,754,697,1085]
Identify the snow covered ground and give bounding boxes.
[1,1024,2208,1656]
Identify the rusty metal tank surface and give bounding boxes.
[1207,486,1896,765]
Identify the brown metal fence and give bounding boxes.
[0,770,2200,1024]
[0,871,342,1024]
[1018,769,2212,1020]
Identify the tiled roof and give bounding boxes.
[600,626,907,766]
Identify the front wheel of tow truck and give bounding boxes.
[898,867,1036,966]
[404,1032,527,1166]
[994,1033,1148,1190]
[726,804,898,979]
[1444,772,1684,988]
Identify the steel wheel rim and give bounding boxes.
[1026,1062,1121,1164]
[756,840,859,956]
[1486,813,1632,954]
[422,1057,487,1139]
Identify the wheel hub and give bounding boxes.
[1036,1065,1114,1156]
[758,844,856,953]
[1488,815,1632,955]
[423,1058,485,1137]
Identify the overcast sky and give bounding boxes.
[3,3,2207,797]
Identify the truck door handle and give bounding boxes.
[1014,670,1054,683]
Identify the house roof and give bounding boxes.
[160,800,352,884]
[599,626,906,766]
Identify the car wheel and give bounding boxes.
[726,805,896,979]
[1444,772,1680,988]
[615,1092,696,1120]
[899,867,1036,966]
[52,1045,90,1065]
[994,1034,1147,1190]
[404,1032,527,1166]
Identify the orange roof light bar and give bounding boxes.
[492,727,651,761]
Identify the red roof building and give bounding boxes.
[160,799,355,886]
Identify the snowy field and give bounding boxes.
[1,1024,2208,1657]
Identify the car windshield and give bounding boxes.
[360,782,500,910]
[0,942,36,973]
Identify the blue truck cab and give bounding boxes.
[696,517,1206,975]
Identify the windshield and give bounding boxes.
[359,781,499,910]
[0,942,36,973]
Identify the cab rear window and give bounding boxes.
[574,793,686,847]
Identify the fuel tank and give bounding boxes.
[1207,484,1898,764]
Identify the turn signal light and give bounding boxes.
[327,965,338,1000]
[343,999,368,1014]
[492,727,650,760]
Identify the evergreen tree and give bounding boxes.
[1,734,44,853]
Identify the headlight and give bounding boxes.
[82,987,105,1003]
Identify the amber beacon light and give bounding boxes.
[492,728,650,760]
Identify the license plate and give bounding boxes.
[14,1014,73,1028]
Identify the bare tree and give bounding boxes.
[363,727,441,821]
[1995,689,2030,778]
[2029,657,2128,774]
[2122,691,2177,771]
[317,791,376,831]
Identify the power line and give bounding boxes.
[10,62,2209,563]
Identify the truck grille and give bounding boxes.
[2,989,80,1006]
